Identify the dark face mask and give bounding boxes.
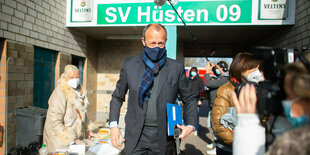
[143,46,167,62]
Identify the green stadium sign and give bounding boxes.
[97,1,252,25]
[66,0,295,27]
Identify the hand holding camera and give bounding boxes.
[231,84,257,114]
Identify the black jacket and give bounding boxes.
[109,55,198,154]
[188,75,205,100]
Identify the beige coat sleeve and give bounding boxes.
[211,84,233,146]
[47,88,76,146]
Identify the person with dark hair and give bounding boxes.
[205,61,230,108]
[232,52,310,155]
[188,67,205,134]
[211,52,262,155]
[109,23,197,155]
[188,67,205,100]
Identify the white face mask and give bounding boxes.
[190,71,197,77]
[67,78,80,89]
[247,70,264,83]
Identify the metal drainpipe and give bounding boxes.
[5,57,13,154]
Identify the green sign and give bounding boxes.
[97,1,252,25]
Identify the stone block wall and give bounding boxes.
[6,41,34,149]
[0,0,87,56]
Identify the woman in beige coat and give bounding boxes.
[43,65,90,152]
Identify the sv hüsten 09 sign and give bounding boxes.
[97,1,252,25]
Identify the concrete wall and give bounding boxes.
[260,0,310,49]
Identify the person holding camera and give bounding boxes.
[205,61,230,108]
[204,61,230,154]
[211,52,261,155]
[232,52,310,155]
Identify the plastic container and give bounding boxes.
[39,144,48,155]
[14,106,47,147]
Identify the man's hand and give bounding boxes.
[177,124,194,140]
[231,84,257,114]
[205,61,214,74]
[110,127,125,150]
[198,100,202,106]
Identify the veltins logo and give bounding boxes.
[272,0,278,2]
[81,0,86,7]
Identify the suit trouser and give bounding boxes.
[128,126,177,155]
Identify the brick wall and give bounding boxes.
[96,40,142,124]
[0,0,87,56]
[260,0,310,49]
[6,41,34,150]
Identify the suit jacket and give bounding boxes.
[109,55,197,154]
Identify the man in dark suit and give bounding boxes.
[109,23,197,155]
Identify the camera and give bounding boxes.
[235,48,287,123]
[235,47,310,148]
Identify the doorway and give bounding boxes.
[72,55,85,85]
[33,47,57,109]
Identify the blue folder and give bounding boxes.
[166,103,183,136]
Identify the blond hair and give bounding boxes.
[60,64,79,79]
[286,52,310,99]
[293,74,310,99]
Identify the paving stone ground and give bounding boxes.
[180,101,216,155]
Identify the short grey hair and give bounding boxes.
[142,23,167,40]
